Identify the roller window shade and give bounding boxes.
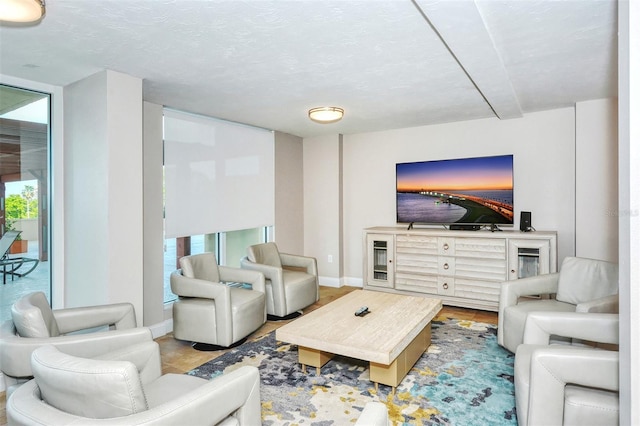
[163,109,274,239]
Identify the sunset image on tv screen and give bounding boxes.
[396,155,514,225]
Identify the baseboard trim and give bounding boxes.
[149,319,172,339]
[318,276,341,287]
[345,277,363,288]
[318,277,363,288]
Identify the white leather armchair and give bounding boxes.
[498,256,618,353]
[7,342,262,425]
[355,401,390,426]
[240,242,319,320]
[170,252,266,350]
[514,312,619,426]
[0,291,152,396]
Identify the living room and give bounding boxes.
[0,0,638,424]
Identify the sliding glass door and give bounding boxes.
[0,84,51,320]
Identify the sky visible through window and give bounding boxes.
[6,180,38,197]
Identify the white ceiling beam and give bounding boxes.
[413,0,523,120]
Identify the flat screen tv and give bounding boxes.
[396,154,514,227]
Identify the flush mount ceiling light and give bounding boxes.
[308,107,344,124]
[0,0,45,23]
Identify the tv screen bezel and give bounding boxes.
[395,154,514,227]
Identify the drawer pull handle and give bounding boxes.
[443,263,449,270]
[442,283,449,290]
[443,243,449,250]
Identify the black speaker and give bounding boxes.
[520,211,532,232]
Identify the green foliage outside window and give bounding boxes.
[4,185,39,241]
[6,194,38,220]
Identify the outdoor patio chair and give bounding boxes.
[0,230,39,284]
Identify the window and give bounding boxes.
[0,85,51,320]
[161,109,274,304]
[162,230,268,303]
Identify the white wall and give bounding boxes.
[618,2,639,423]
[64,72,109,304]
[12,219,38,241]
[338,108,576,283]
[64,70,144,324]
[303,134,342,286]
[576,98,619,262]
[142,102,165,329]
[274,131,304,254]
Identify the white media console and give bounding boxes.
[363,226,558,311]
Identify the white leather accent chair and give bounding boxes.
[498,256,618,353]
[7,342,262,425]
[514,312,619,426]
[170,252,266,350]
[240,242,319,320]
[355,401,390,426]
[0,291,152,396]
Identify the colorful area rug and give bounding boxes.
[187,317,517,425]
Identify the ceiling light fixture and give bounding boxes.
[0,0,45,23]
[308,107,344,124]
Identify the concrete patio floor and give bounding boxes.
[0,241,49,322]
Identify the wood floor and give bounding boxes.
[0,286,497,424]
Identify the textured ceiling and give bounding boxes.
[0,0,618,138]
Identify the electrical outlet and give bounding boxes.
[328,255,333,263]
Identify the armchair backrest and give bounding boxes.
[556,257,619,305]
[179,252,221,282]
[11,292,60,338]
[31,345,148,419]
[247,242,282,268]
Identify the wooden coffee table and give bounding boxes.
[276,290,442,391]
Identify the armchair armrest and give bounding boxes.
[527,347,619,426]
[240,258,283,282]
[0,322,153,379]
[576,293,619,313]
[53,303,137,334]
[280,253,318,277]
[218,266,266,294]
[147,365,261,425]
[240,259,286,314]
[522,312,619,345]
[170,271,231,300]
[499,273,560,311]
[498,274,560,345]
[94,341,162,386]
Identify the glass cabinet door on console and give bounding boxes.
[366,234,394,288]
[507,239,551,280]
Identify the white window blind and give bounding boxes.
[163,109,274,239]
